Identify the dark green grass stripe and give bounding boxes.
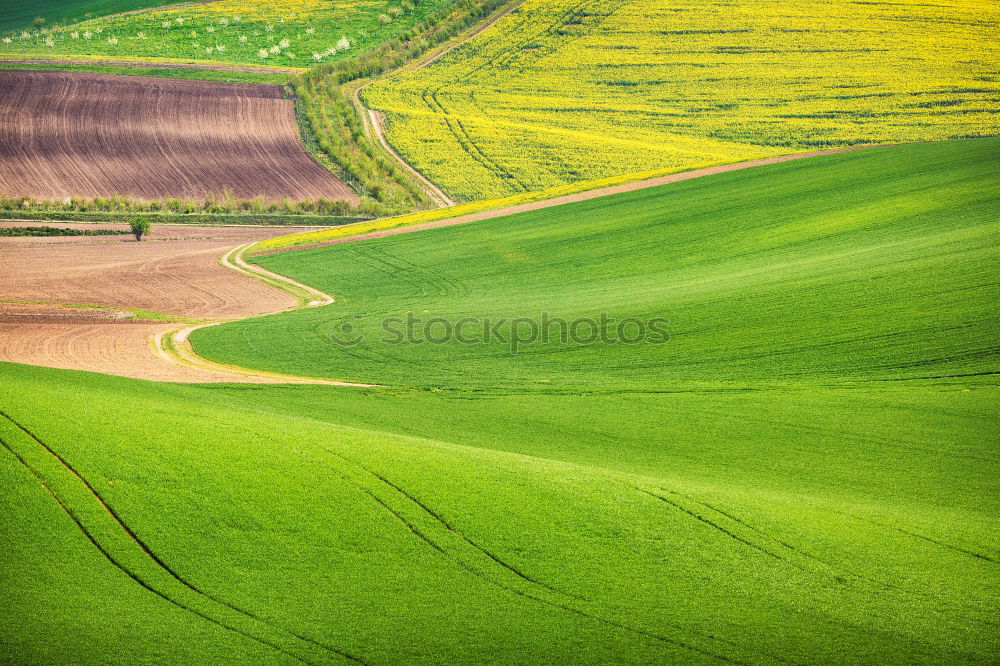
[836,509,997,565]
[637,487,791,564]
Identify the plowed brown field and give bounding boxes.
[0,222,318,381]
[0,70,357,202]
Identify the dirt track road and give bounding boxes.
[2,145,882,382]
[349,2,523,208]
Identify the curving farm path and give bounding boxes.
[0,222,360,384]
[348,2,524,208]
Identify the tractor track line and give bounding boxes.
[839,509,997,564]
[353,475,749,665]
[415,0,596,194]
[0,410,367,665]
[637,488,790,565]
[313,442,757,665]
[0,429,311,665]
[654,489,999,624]
[360,462,578,598]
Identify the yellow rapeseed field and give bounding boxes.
[364,0,1000,201]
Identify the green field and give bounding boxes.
[3,139,997,663]
[199,139,1000,389]
[0,0,459,70]
[0,0,163,33]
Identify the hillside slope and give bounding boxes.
[2,358,996,663]
[196,139,1000,390]
[1,139,994,663]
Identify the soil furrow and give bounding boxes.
[0,70,355,202]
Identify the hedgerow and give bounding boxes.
[288,0,518,210]
[0,193,386,222]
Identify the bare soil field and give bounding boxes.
[0,223,316,381]
[0,222,308,317]
[0,320,334,382]
[0,70,357,202]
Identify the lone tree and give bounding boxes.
[32,16,46,28]
[129,217,151,241]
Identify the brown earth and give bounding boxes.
[0,302,135,323]
[0,147,884,382]
[0,70,357,202]
[0,223,318,381]
[0,222,309,316]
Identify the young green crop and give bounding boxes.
[363,0,1000,201]
[0,60,295,84]
[194,139,1000,391]
[2,359,997,663]
[2,139,997,662]
[0,0,165,33]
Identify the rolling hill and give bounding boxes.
[2,138,996,663]
[196,139,1000,389]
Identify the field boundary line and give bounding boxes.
[256,144,882,255]
[0,58,301,74]
[151,243,374,386]
[0,52,307,71]
[155,146,877,384]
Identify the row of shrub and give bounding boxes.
[0,193,389,218]
[3,2,516,221]
[0,210,369,227]
[289,0,518,210]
